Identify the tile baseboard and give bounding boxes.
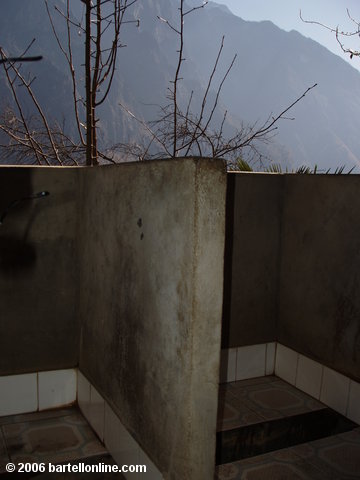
[220,342,360,426]
[0,368,163,478]
[77,370,163,480]
[220,342,276,383]
[0,369,76,417]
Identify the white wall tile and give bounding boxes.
[77,370,91,420]
[219,348,237,383]
[104,402,163,479]
[104,402,139,478]
[265,343,276,375]
[38,369,76,411]
[296,355,323,399]
[320,367,350,415]
[0,373,37,416]
[275,344,298,385]
[89,385,105,442]
[236,344,266,381]
[138,449,163,479]
[347,380,360,424]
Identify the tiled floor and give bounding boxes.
[216,376,360,479]
[0,406,124,478]
[217,375,325,432]
[215,428,360,479]
[2,378,359,479]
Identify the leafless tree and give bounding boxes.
[0,0,138,166]
[300,8,360,60]
[118,0,316,167]
[0,46,71,166]
[1,0,315,167]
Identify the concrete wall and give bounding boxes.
[278,175,360,382]
[227,172,360,382]
[78,159,227,480]
[222,173,282,348]
[0,167,80,375]
[4,163,359,473]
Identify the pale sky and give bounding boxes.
[215,0,360,71]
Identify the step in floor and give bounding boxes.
[0,406,124,478]
[216,375,360,479]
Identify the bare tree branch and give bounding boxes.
[46,1,86,148]
[1,0,139,166]
[300,9,360,58]
[119,0,315,167]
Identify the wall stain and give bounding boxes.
[137,218,144,240]
[0,236,37,271]
[334,274,360,363]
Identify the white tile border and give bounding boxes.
[236,344,266,380]
[0,368,163,477]
[275,343,299,385]
[296,354,323,400]
[38,369,77,411]
[89,385,105,443]
[79,370,163,479]
[265,342,276,375]
[77,369,91,419]
[219,342,276,384]
[220,342,360,425]
[219,348,237,383]
[0,369,76,417]
[0,373,38,417]
[320,366,350,416]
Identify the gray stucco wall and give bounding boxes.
[4,163,359,474]
[0,167,80,375]
[78,159,227,480]
[226,172,360,382]
[278,175,360,381]
[222,172,282,348]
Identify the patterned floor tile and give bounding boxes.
[228,376,278,389]
[0,407,75,426]
[218,376,326,430]
[217,393,264,431]
[297,429,360,479]
[215,429,360,479]
[217,376,360,478]
[215,447,324,480]
[2,407,106,465]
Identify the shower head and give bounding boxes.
[0,191,50,226]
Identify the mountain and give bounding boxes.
[183,3,360,170]
[1,0,360,170]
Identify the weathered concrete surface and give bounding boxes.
[222,173,282,348]
[278,175,360,381]
[0,167,80,375]
[226,172,360,382]
[78,159,227,480]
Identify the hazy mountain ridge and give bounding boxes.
[1,0,360,170]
